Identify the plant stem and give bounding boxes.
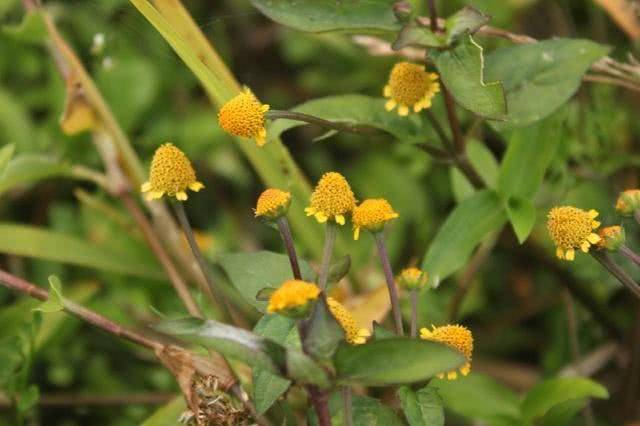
[373,233,404,336]
[172,202,233,324]
[410,290,419,338]
[427,0,438,32]
[342,386,353,426]
[621,245,640,268]
[592,251,640,300]
[634,210,640,226]
[442,88,465,154]
[266,110,379,136]
[308,386,331,426]
[318,222,338,290]
[277,217,302,280]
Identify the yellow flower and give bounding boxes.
[141,143,204,201]
[420,324,473,380]
[398,267,427,291]
[598,225,625,251]
[383,62,440,116]
[305,172,356,225]
[327,297,370,345]
[267,280,321,318]
[218,87,270,146]
[255,188,292,220]
[352,198,399,240]
[547,206,601,261]
[615,189,640,216]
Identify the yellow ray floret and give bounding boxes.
[218,87,270,147]
[352,198,399,240]
[327,297,370,345]
[547,206,601,261]
[420,324,473,380]
[305,172,356,225]
[398,267,428,290]
[383,62,440,116]
[267,280,321,315]
[255,188,292,220]
[140,143,204,201]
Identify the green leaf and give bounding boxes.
[398,386,444,426]
[334,337,464,386]
[301,297,345,360]
[218,251,315,312]
[16,384,39,413]
[140,397,186,426]
[432,36,506,120]
[485,38,610,130]
[433,374,521,425]
[372,322,396,340]
[0,155,80,196]
[252,314,297,414]
[255,287,277,302]
[2,11,47,44]
[33,276,64,313]
[536,398,588,426]
[309,392,403,426]
[422,190,507,283]
[521,377,608,425]
[450,140,499,201]
[326,255,351,285]
[393,6,490,49]
[268,95,432,144]
[249,0,400,33]
[0,144,15,177]
[0,223,163,279]
[504,197,536,244]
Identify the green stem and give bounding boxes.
[172,202,234,323]
[277,217,302,280]
[621,245,640,268]
[591,251,640,300]
[266,110,379,136]
[427,0,438,32]
[410,290,419,338]
[318,222,338,290]
[342,386,353,426]
[374,232,404,336]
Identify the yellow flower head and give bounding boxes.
[352,198,399,240]
[305,172,356,225]
[398,267,428,291]
[547,206,601,261]
[327,297,370,345]
[383,62,440,116]
[141,143,204,201]
[615,189,640,216]
[218,87,270,147]
[598,225,625,251]
[420,324,473,380]
[255,188,292,220]
[267,280,321,318]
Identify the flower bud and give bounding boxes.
[255,188,291,221]
[615,189,640,216]
[598,226,625,252]
[397,267,427,291]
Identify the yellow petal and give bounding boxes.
[447,371,458,380]
[335,214,345,225]
[261,104,270,112]
[383,85,391,97]
[315,212,328,223]
[189,181,204,192]
[460,364,471,376]
[141,182,152,192]
[588,233,601,244]
[149,191,164,200]
[592,220,601,229]
[588,209,599,219]
[436,373,445,380]
[353,226,360,241]
[581,241,590,253]
[304,207,316,216]
[176,191,188,201]
[565,248,575,261]
[398,105,409,116]
[556,247,565,259]
[385,99,396,111]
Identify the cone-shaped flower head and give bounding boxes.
[352,198,399,240]
[547,206,601,261]
[218,87,270,147]
[598,225,625,251]
[420,324,473,380]
[383,62,440,116]
[141,143,204,201]
[616,189,640,216]
[305,172,356,225]
[255,188,291,221]
[267,280,320,318]
[327,297,370,345]
[398,267,428,291]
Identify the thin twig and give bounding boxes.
[426,0,438,32]
[277,217,302,280]
[266,110,380,136]
[591,251,640,300]
[374,233,404,336]
[318,222,338,290]
[620,245,640,268]
[342,386,353,426]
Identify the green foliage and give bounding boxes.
[301,297,345,360]
[308,392,404,426]
[485,39,610,130]
[398,385,445,426]
[140,397,187,426]
[0,155,76,196]
[1,11,46,45]
[33,275,64,313]
[218,251,315,312]
[248,0,400,33]
[450,139,499,201]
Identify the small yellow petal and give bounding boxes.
[588,233,601,244]
[383,85,391,97]
[149,191,164,200]
[581,241,590,252]
[447,371,458,380]
[398,105,409,116]
[176,192,188,201]
[335,214,346,225]
[588,209,599,219]
[556,247,565,259]
[141,182,152,192]
[354,226,360,241]
[315,212,328,223]
[189,182,204,192]
[592,220,601,229]
[262,104,270,112]
[304,207,316,216]
[385,99,397,111]
[565,248,575,261]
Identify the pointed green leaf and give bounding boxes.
[33,276,64,313]
[334,338,464,386]
[2,11,47,45]
[372,322,396,340]
[249,0,400,33]
[536,398,588,426]
[399,386,445,426]
[0,144,14,177]
[309,392,404,426]
[301,297,345,360]
[326,255,351,285]
[450,139,499,201]
[140,397,186,426]
[255,287,277,302]
[485,38,610,130]
[0,155,75,196]
[504,197,536,244]
[432,36,506,119]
